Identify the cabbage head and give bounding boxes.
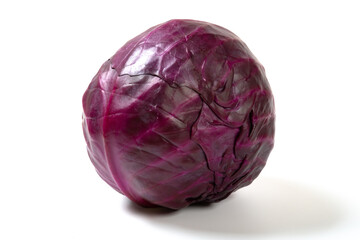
[82,19,275,210]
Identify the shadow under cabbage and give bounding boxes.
[126,177,343,235]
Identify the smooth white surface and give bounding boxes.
[0,0,359,239]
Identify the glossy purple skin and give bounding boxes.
[82,19,275,210]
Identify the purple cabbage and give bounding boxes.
[82,19,275,210]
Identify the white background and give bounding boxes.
[1,0,359,239]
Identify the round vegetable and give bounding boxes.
[82,19,275,210]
